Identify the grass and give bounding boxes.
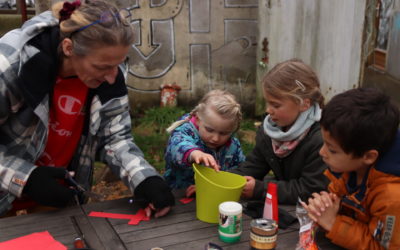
[132,131,169,172]
[131,106,257,173]
[240,118,258,131]
[133,106,187,133]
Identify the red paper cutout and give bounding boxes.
[179,197,194,204]
[128,209,150,225]
[88,211,135,220]
[0,231,66,250]
[89,209,150,225]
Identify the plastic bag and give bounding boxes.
[295,200,319,250]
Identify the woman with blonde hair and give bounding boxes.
[0,0,174,217]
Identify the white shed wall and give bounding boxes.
[258,0,366,101]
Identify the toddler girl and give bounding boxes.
[164,89,245,196]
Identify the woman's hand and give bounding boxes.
[134,176,175,218]
[190,150,221,171]
[23,166,75,208]
[145,203,172,218]
[241,176,256,198]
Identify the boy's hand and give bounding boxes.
[190,150,221,171]
[185,185,196,197]
[316,194,340,231]
[301,192,340,231]
[308,191,333,216]
[241,176,255,198]
[301,191,331,221]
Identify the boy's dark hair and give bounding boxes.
[321,88,399,157]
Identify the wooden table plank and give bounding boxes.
[0,191,344,250]
[116,211,199,237]
[0,206,84,249]
[82,215,127,250]
[160,222,299,250]
[73,214,109,250]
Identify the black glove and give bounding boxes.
[134,176,175,209]
[23,166,75,207]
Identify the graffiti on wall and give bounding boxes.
[119,0,258,111]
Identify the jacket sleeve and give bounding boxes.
[273,129,329,204]
[229,127,271,179]
[326,194,400,250]
[232,125,329,204]
[277,142,328,204]
[0,54,37,199]
[231,137,246,168]
[165,124,202,169]
[222,137,246,171]
[0,150,37,198]
[95,93,161,192]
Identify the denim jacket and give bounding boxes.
[163,114,245,188]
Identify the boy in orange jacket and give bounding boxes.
[302,88,400,249]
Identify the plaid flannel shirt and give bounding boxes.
[0,11,159,215]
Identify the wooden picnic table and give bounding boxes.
[0,191,344,250]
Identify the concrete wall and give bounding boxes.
[0,14,24,36]
[113,0,259,114]
[257,0,367,112]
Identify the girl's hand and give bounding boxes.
[185,185,196,197]
[241,176,255,198]
[190,150,221,171]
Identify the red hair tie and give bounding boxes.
[59,0,81,22]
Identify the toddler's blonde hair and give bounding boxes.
[166,89,242,133]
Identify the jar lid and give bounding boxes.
[219,201,242,215]
[250,218,278,236]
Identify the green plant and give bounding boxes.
[132,132,168,173]
[240,141,254,156]
[140,106,186,133]
[131,106,186,172]
[240,118,258,131]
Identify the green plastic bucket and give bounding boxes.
[193,164,246,223]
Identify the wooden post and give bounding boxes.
[19,0,27,23]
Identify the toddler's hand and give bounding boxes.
[185,185,196,197]
[241,176,255,198]
[190,150,221,171]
